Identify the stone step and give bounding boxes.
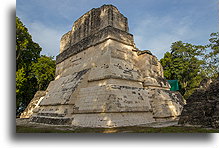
[37,112,66,117]
[31,116,72,125]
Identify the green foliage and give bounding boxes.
[160,41,205,99]
[203,32,219,78]
[31,56,56,90]
[16,68,27,106]
[209,32,219,55]
[161,33,219,99]
[16,17,42,71]
[16,16,55,109]
[16,67,38,107]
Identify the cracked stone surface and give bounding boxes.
[21,4,184,128]
[179,76,219,128]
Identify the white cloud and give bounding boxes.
[131,14,207,59]
[17,1,216,60]
[28,22,66,57]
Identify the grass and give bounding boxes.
[16,125,219,133]
[16,126,73,133]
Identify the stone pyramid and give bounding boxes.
[28,5,184,127]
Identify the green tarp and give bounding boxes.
[167,80,179,91]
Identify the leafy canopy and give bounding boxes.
[160,41,205,99]
[31,56,56,90]
[16,16,55,109]
[16,17,42,71]
[203,32,219,78]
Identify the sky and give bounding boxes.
[16,0,218,59]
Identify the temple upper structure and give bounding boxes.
[60,5,129,53]
[57,5,134,64]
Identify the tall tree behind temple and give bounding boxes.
[16,16,41,108]
[160,41,205,99]
[16,16,55,109]
[31,56,55,91]
[203,32,219,78]
[16,17,41,71]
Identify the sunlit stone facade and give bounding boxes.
[22,5,184,127]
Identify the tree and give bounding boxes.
[16,17,41,71]
[31,56,56,90]
[160,41,205,99]
[16,17,55,109]
[16,67,27,107]
[16,16,42,108]
[209,32,219,55]
[16,66,38,107]
[203,32,219,78]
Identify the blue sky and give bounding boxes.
[16,0,218,59]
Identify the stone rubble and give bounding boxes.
[178,76,219,128]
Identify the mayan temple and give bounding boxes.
[21,5,184,127]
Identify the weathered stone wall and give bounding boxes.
[60,31,71,53]
[178,76,219,128]
[60,5,129,53]
[28,4,184,127]
[20,91,46,118]
[57,26,134,64]
[30,38,183,127]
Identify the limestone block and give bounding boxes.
[40,69,90,106]
[70,5,128,45]
[60,31,71,53]
[57,4,129,54]
[143,76,170,88]
[73,84,153,113]
[20,91,46,118]
[150,89,183,119]
[56,26,134,64]
[72,112,155,128]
